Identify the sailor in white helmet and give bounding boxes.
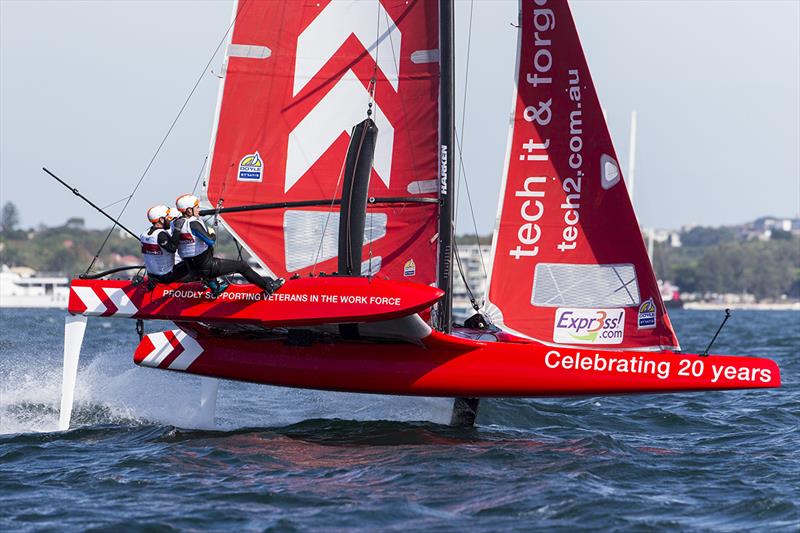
[172,194,284,296]
[140,205,190,285]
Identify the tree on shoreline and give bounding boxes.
[1,202,20,233]
[654,238,799,300]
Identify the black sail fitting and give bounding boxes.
[337,118,378,340]
[337,118,378,277]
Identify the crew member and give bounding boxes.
[140,205,189,284]
[172,194,284,296]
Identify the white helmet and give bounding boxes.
[147,204,171,224]
[175,194,200,214]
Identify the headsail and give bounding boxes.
[204,0,440,284]
[485,0,679,350]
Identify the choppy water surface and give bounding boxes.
[1,308,798,531]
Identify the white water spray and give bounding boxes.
[198,378,219,428]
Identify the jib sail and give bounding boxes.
[485,0,679,350]
[203,0,440,285]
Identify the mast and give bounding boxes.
[436,0,455,333]
[439,0,478,427]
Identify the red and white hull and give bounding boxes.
[64,277,780,399]
[132,324,780,397]
[68,277,443,327]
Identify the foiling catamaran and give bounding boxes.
[57,0,780,430]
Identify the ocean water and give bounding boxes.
[1,308,798,531]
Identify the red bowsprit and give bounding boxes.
[68,276,444,326]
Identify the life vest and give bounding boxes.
[174,216,209,259]
[140,228,175,276]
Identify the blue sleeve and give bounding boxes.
[190,220,216,246]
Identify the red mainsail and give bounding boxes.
[203,0,440,284]
[485,0,679,350]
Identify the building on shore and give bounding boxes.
[0,265,69,308]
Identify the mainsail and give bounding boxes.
[203,0,440,284]
[485,0,679,350]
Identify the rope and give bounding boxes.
[84,0,250,274]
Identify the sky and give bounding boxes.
[1,0,798,235]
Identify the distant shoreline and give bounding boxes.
[683,302,800,311]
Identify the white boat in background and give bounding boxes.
[0,265,69,308]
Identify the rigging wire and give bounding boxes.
[370,0,381,112]
[364,0,383,277]
[212,163,247,262]
[454,131,489,301]
[451,0,489,308]
[83,0,250,274]
[453,239,481,311]
[310,149,349,275]
[100,195,133,211]
[457,0,475,161]
[191,155,209,195]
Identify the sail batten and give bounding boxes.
[486,0,679,351]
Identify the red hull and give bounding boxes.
[133,327,781,397]
[67,278,780,397]
[68,277,443,327]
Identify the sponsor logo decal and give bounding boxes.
[600,154,620,190]
[238,151,263,182]
[553,308,625,345]
[141,243,162,255]
[637,297,656,329]
[403,259,416,277]
[439,145,448,195]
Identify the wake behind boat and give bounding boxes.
[55,0,780,430]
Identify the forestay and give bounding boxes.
[485,0,679,351]
[203,0,440,284]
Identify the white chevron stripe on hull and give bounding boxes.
[101,287,138,317]
[139,332,176,368]
[137,330,205,371]
[71,286,106,314]
[70,286,139,317]
[167,331,204,371]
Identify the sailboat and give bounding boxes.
[59,0,780,429]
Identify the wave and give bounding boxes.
[0,345,455,436]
